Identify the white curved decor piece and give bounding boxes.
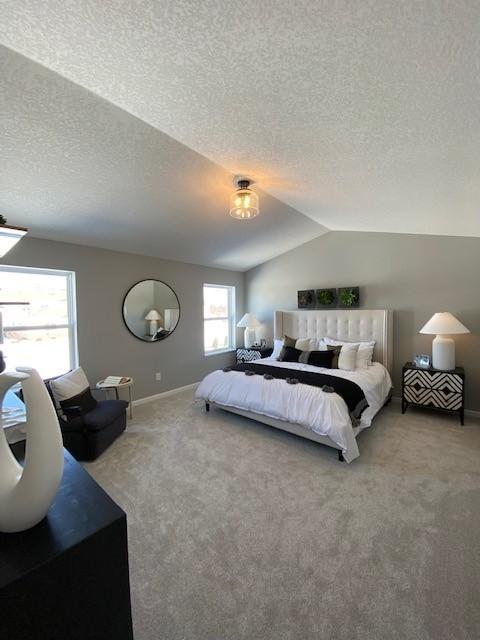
[0,368,64,533]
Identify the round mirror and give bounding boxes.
[122,280,180,342]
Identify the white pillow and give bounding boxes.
[295,337,316,351]
[324,337,375,369]
[316,338,328,351]
[272,336,318,358]
[49,367,90,406]
[356,343,376,369]
[271,339,284,359]
[337,343,359,371]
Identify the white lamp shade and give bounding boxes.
[144,309,162,321]
[420,312,470,335]
[237,313,260,328]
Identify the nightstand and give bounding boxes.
[402,362,465,424]
[236,347,273,364]
[96,377,134,419]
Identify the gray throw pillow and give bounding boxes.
[327,345,341,368]
[277,335,297,361]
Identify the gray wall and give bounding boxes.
[246,231,480,411]
[2,237,244,399]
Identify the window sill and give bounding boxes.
[204,348,236,357]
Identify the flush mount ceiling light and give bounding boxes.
[229,178,259,220]
[0,215,28,258]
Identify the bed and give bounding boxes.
[196,309,393,462]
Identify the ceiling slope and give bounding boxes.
[1,1,479,237]
[0,46,326,271]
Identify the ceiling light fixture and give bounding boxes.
[229,178,259,220]
[0,215,28,258]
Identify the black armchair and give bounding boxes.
[59,397,128,461]
[43,378,128,461]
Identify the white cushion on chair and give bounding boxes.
[49,367,90,406]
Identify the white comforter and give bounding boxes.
[195,359,392,462]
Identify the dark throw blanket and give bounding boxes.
[229,363,369,425]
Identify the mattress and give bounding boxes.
[195,359,392,462]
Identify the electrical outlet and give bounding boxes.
[155,372,162,381]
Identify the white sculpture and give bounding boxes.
[0,367,64,533]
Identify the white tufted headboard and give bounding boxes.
[274,309,393,373]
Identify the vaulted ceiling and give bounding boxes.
[1,1,479,270]
[0,46,324,270]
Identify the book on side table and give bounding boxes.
[102,376,131,386]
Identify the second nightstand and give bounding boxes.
[402,362,465,424]
[236,347,273,364]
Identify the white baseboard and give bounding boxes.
[132,382,199,407]
[465,409,480,418]
[391,394,480,419]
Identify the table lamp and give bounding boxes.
[419,312,470,370]
[237,313,260,348]
[144,309,162,336]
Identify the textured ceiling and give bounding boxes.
[0,46,325,270]
[1,1,480,242]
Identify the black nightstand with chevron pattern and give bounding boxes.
[402,362,465,424]
[236,347,273,364]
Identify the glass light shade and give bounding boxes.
[0,225,28,258]
[229,185,259,220]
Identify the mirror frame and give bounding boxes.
[122,279,181,342]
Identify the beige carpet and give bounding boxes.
[85,391,480,640]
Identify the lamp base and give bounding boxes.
[244,327,256,349]
[432,335,455,370]
[149,320,158,336]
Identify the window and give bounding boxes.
[0,266,78,379]
[203,284,235,354]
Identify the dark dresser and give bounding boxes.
[0,443,134,640]
[402,362,465,424]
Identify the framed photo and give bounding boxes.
[414,354,431,368]
[337,286,360,308]
[315,288,337,308]
[297,289,315,309]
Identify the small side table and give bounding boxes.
[96,378,134,419]
[402,362,465,425]
[236,347,273,364]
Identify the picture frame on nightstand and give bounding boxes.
[414,354,431,368]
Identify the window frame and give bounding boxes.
[0,264,79,375]
[203,283,236,355]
